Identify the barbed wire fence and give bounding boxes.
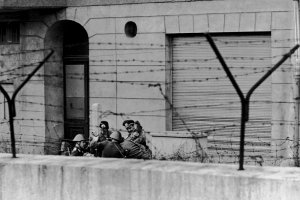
[0,36,299,168]
[0,50,54,157]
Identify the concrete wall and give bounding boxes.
[0,153,300,200]
[149,131,208,162]
[68,0,294,133]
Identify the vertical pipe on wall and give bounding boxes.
[293,0,300,167]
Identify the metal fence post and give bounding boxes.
[0,50,54,158]
[204,33,299,170]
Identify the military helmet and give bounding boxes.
[122,119,134,127]
[72,134,86,142]
[100,121,109,129]
[110,131,123,142]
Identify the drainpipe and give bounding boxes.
[293,0,300,167]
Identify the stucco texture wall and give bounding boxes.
[65,0,294,133]
[64,0,295,161]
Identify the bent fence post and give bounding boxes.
[0,50,54,158]
[204,33,299,170]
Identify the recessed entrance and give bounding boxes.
[63,21,89,141]
[44,20,89,154]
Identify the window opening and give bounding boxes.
[0,22,20,44]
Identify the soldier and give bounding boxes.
[123,120,147,146]
[98,121,112,141]
[90,121,112,142]
[59,139,73,156]
[92,131,127,158]
[120,139,152,160]
[70,134,89,156]
[122,120,152,159]
[89,121,112,156]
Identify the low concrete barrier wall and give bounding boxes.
[149,131,207,161]
[0,153,300,200]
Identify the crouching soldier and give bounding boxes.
[121,139,152,160]
[92,131,127,158]
[98,121,112,142]
[123,120,147,146]
[90,121,113,156]
[70,134,89,156]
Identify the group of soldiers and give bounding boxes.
[60,120,152,160]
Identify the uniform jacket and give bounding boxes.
[121,140,151,160]
[126,130,146,146]
[96,140,126,158]
[71,146,85,156]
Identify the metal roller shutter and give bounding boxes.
[171,34,272,161]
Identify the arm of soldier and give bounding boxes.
[132,132,146,146]
[129,131,140,141]
[124,140,152,160]
[70,147,80,156]
[89,137,98,155]
[83,145,94,157]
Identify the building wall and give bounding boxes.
[0,0,296,162]
[67,0,294,161]
[67,0,293,132]
[0,10,67,154]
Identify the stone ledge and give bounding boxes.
[150,131,207,138]
[0,153,300,179]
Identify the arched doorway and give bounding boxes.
[63,21,89,141]
[44,20,89,154]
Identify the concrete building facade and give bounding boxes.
[0,0,298,166]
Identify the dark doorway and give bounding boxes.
[63,21,89,140]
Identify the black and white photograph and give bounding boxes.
[0,0,299,199]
